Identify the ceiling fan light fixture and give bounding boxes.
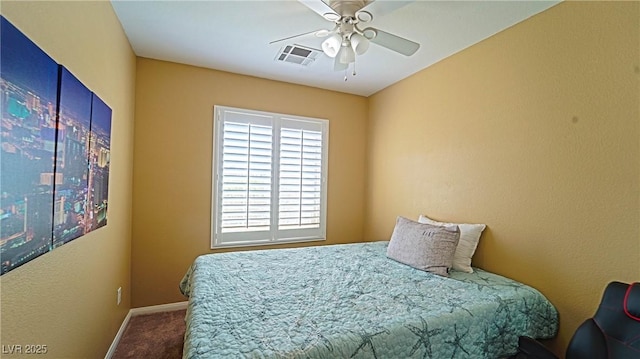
[337,43,355,64]
[350,33,370,55]
[334,56,348,71]
[321,33,342,58]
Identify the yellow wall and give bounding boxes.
[365,1,639,354]
[131,58,367,307]
[0,1,136,358]
[2,1,634,357]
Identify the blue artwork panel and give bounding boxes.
[52,67,92,247]
[0,16,59,275]
[87,94,111,231]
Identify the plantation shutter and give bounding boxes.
[215,110,274,245]
[212,107,327,248]
[277,119,325,238]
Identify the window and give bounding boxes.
[211,106,328,248]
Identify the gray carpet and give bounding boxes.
[112,309,186,359]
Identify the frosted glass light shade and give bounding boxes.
[337,44,355,64]
[321,34,342,58]
[334,56,348,71]
[350,33,370,55]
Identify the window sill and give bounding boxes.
[211,236,326,249]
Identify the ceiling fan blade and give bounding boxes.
[269,29,328,45]
[298,0,340,21]
[360,0,413,17]
[362,27,419,56]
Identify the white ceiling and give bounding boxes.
[111,0,559,97]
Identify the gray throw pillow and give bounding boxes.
[387,216,460,277]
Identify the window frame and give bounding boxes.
[211,105,329,248]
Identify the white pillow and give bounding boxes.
[418,215,486,273]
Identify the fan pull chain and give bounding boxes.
[343,60,357,82]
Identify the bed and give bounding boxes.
[179,241,558,358]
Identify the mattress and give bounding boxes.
[180,241,558,358]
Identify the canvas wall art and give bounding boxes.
[0,16,113,275]
[1,17,59,274]
[87,94,111,231]
[52,67,92,247]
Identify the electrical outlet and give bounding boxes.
[117,287,122,306]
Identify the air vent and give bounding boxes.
[275,45,320,67]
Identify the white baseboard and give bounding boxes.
[129,301,188,316]
[104,310,132,359]
[104,301,188,359]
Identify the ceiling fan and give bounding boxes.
[270,0,420,78]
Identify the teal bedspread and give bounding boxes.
[180,241,558,358]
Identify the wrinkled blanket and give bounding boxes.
[180,241,558,358]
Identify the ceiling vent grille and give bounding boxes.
[275,45,320,67]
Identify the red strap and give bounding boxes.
[623,282,640,321]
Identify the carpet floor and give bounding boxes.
[112,309,186,359]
